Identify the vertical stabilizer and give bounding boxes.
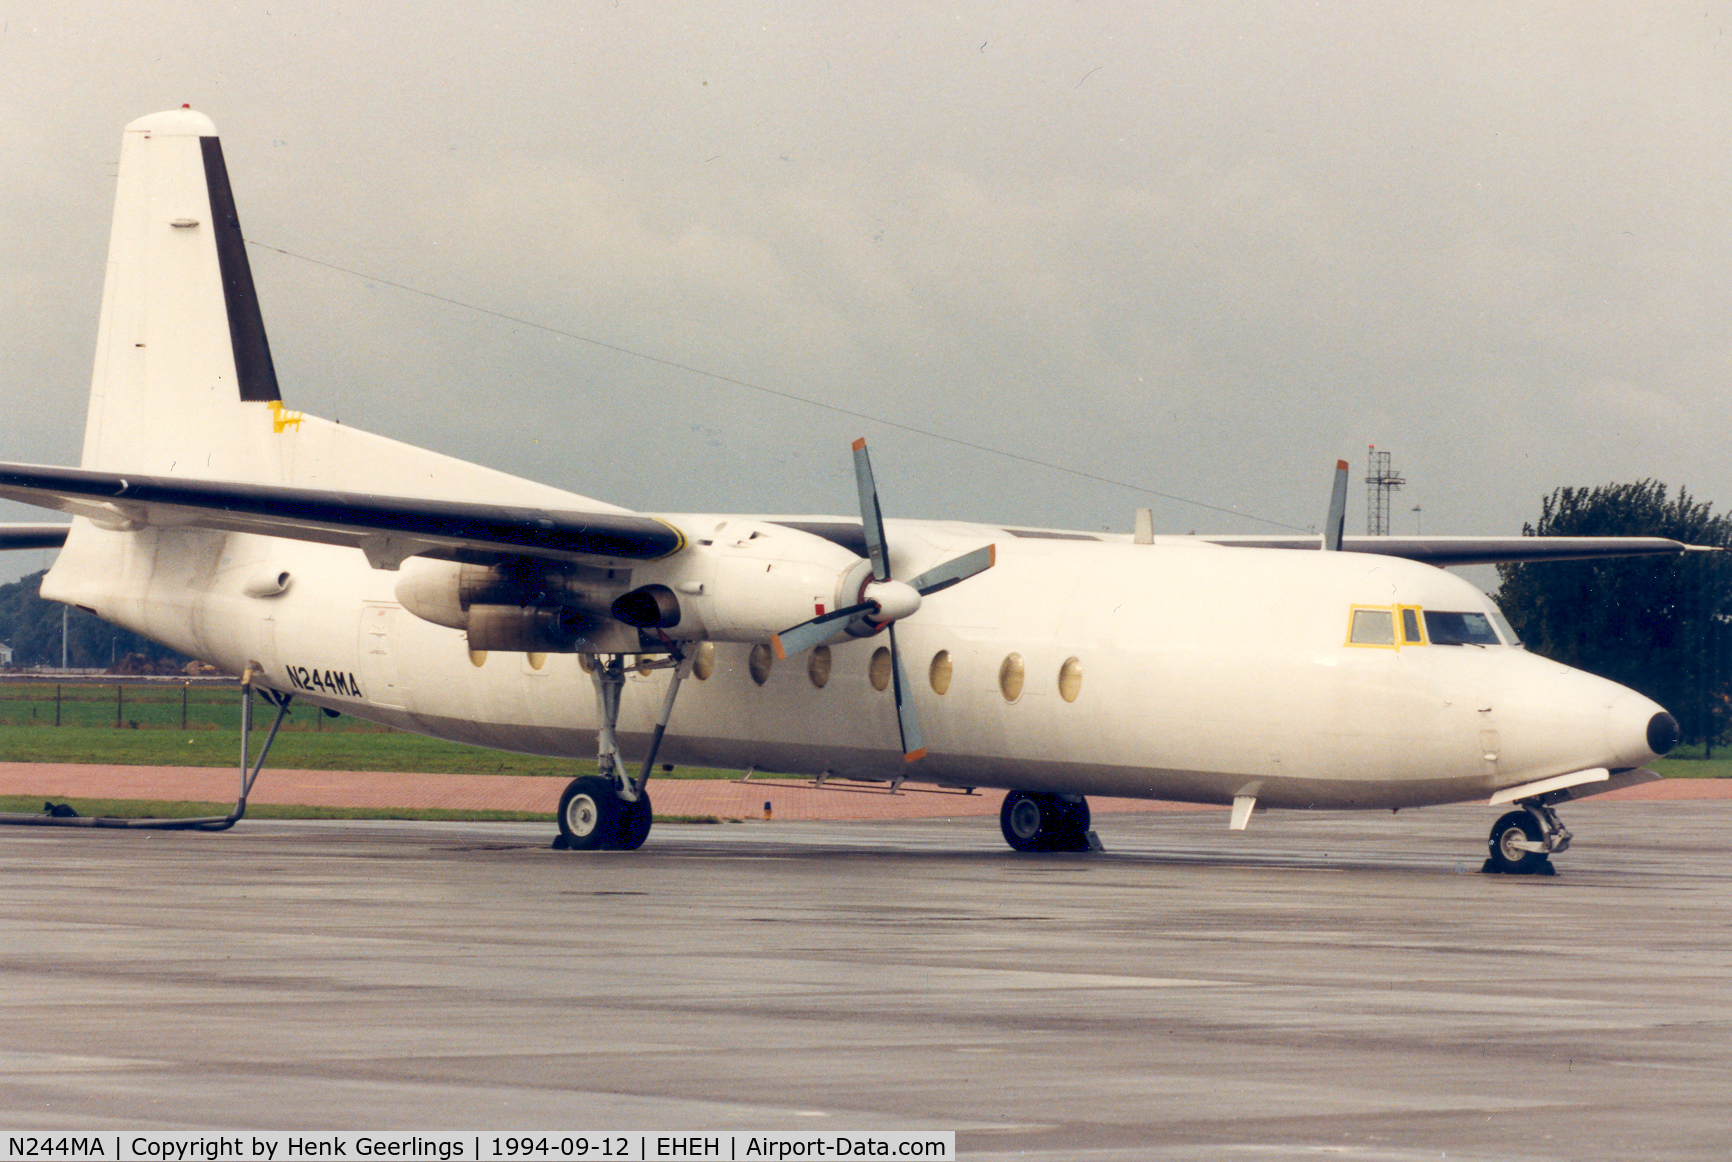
[81,108,285,480]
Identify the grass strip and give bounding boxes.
[1649,749,1732,779]
[0,724,740,778]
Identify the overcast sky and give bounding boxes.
[3,3,1728,589]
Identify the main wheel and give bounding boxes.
[1001,790,1057,851]
[1486,809,1548,875]
[1001,791,1091,852]
[558,776,624,850]
[616,792,653,851]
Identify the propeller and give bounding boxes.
[771,437,996,762]
[1323,459,1349,551]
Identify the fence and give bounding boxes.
[0,676,388,732]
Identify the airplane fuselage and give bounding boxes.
[43,513,1664,812]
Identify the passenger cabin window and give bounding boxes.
[1424,610,1502,646]
[1348,608,1396,646]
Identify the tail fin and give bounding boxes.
[81,107,285,480]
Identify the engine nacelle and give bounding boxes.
[394,558,641,653]
[394,522,884,651]
[395,558,631,630]
[621,520,874,644]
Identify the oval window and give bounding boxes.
[749,643,773,686]
[526,652,547,671]
[468,648,488,668]
[869,646,893,692]
[1058,656,1082,702]
[808,645,832,689]
[693,641,715,681]
[929,650,953,695]
[998,653,1025,702]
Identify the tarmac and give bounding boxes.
[0,768,1728,1159]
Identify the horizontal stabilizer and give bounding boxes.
[1201,534,1704,567]
[0,462,684,569]
[0,523,70,551]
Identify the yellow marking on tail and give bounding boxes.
[268,401,304,433]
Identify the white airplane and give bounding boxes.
[0,108,1697,872]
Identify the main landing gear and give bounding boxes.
[999,790,1101,852]
[554,650,687,852]
[1484,802,1570,876]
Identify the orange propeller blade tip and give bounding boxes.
[1336,459,1349,470]
[771,636,788,661]
[904,748,927,763]
[851,437,867,451]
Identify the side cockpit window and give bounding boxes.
[1424,610,1502,646]
[1348,607,1396,646]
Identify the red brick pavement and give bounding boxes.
[0,763,1722,821]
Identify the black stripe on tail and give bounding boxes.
[199,136,281,403]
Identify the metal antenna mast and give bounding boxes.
[1365,445,1406,536]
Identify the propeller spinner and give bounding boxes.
[771,438,995,762]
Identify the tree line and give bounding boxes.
[1495,480,1731,754]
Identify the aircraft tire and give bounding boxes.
[1001,790,1090,852]
[558,776,624,851]
[1486,809,1548,875]
[617,793,653,851]
[1000,790,1052,851]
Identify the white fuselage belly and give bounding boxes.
[44,516,1662,812]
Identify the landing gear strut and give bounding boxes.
[999,790,1098,852]
[555,650,685,852]
[1484,802,1570,875]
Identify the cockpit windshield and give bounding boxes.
[1424,610,1502,646]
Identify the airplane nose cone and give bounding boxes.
[1603,688,1675,768]
[1648,711,1680,756]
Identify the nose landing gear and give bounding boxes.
[1484,802,1570,875]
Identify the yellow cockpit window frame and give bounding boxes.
[1398,605,1427,646]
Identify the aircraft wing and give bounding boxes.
[1199,534,1705,567]
[0,523,71,551]
[0,462,684,568]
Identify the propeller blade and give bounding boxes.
[1324,459,1349,551]
[852,437,892,581]
[888,622,926,762]
[905,543,996,596]
[771,600,875,660]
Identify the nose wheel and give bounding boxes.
[1484,804,1568,875]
